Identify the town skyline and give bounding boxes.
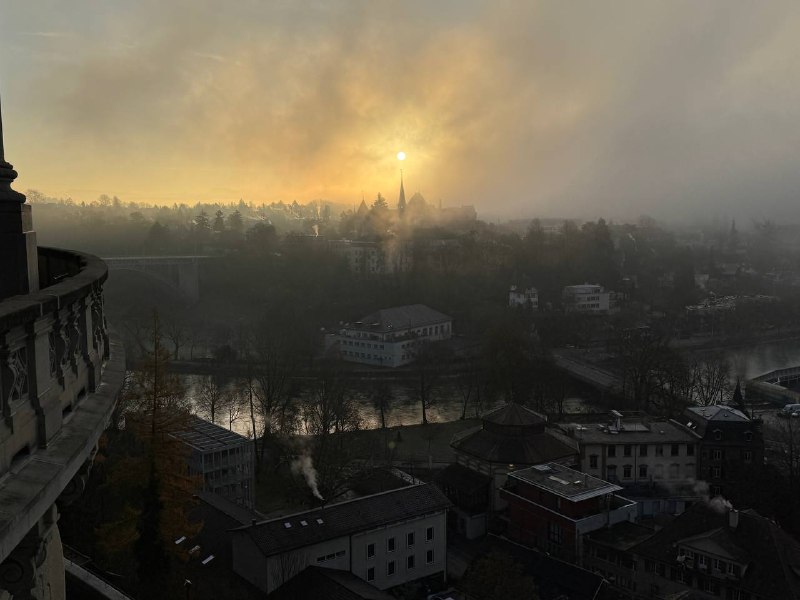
[3,1,800,222]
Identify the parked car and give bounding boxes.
[779,403,800,418]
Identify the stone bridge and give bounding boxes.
[102,256,208,303]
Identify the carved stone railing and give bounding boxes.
[0,248,125,572]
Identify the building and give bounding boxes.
[230,483,451,595]
[267,566,394,600]
[0,97,124,598]
[500,463,637,565]
[328,240,413,276]
[557,411,699,517]
[584,520,656,597]
[327,304,452,368]
[678,405,764,498]
[562,284,613,313]
[171,414,256,509]
[631,504,800,600]
[509,285,539,309]
[440,403,578,537]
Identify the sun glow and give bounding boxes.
[397,151,406,161]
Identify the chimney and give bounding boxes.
[729,509,739,530]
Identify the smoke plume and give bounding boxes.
[692,479,733,514]
[291,454,324,501]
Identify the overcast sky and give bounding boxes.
[2,1,800,222]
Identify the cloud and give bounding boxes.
[2,0,800,221]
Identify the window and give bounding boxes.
[407,555,415,569]
[711,485,722,496]
[336,550,345,558]
[387,560,395,576]
[367,543,375,559]
[656,445,664,457]
[548,522,563,545]
[744,450,752,463]
[426,549,434,564]
[714,429,723,441]
[640,445,648,457]
[671,444,680,456]
[639,464,648,478]
[698,554,708,568]
[387,537,395,552]
[606,465,617,480]
[608,445,617,457]
[426,527,434,542]
[713,467,722,479]
[623,465,632,479]
[589,455,598,469]
[745,432,753,442]
[367,567,375,582]
[624,445,632,457]
[713,449,724,461]
[407,532,415,547]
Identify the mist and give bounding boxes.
[2,1,800,221]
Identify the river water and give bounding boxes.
[178,337,800,436]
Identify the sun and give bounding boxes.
[397,151,406,161]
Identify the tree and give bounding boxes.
[408,340,452,425]
[370,380,393,429]
[95,313,201,598]
[614,325,672,409]
[226,209,244,235]
[196,374,225,424]
[461,551,539,600]
[212,209,226,233]
[693,355,731,406]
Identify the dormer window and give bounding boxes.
[745,431,753,442]
[714,429,723,441]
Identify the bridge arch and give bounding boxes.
[102,256,204,303]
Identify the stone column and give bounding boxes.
[0,94,39,300]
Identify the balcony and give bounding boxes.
[0,247,125,566]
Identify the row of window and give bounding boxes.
[342,339,386,350]
[605,463,692,480]
[366,528,435,558]
[605,443,693,458]
[365,550,435,582]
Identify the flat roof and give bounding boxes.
[349,304,451,333]
[508,463,621,502]
[171,414,251,452]
[557,419,698,444]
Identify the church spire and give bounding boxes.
[397,169,406,212]
[0,93,25,203]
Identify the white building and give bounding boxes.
[328,304,452,368]
[557,411,699,517]
[230,484,451,595]
[562,284,613,313]
[509,285,538,309]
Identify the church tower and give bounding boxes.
[397,170,406,213]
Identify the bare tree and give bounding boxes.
[614,325,672,409]
[370,379,393,429]
[650,349,696,417]
[195,374,225,424]
[693,355,731,406]
[408,340,452,425]
[163,318,189,360]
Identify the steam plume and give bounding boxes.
[291,454,324,501]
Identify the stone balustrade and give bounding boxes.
[0,247,125,596]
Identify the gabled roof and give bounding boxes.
[632,505,800,600]
[355,304,451,333]
[686,405,749,423]
[232,484,451,558]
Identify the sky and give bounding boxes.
[2,0,800,222]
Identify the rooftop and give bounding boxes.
[267,566,393,600]
[508,463,622,502]
[171,414,251,452]
[686,405,750,423]
[633,504,800,600]
[557,418,698,444]
[349,304,451,333]
[232,484,451,558]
